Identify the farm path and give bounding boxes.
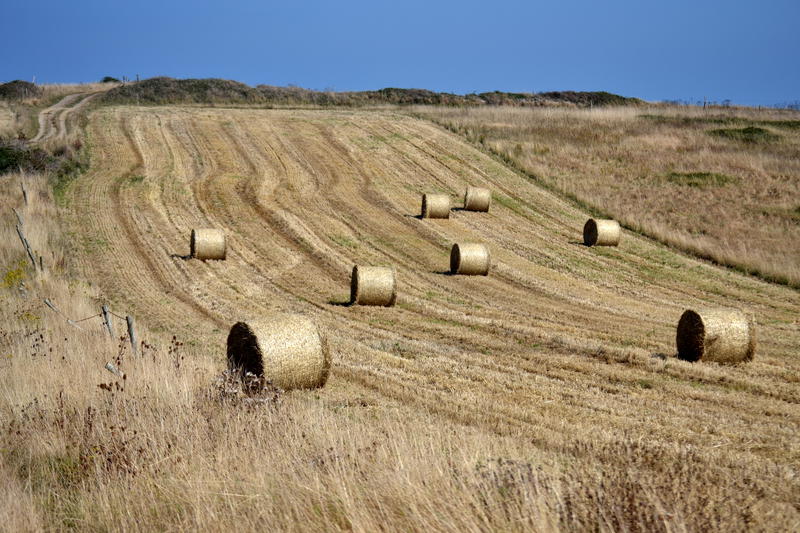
[30,92,99,144]
[66,106,800,493]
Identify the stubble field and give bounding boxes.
[1,102,799,531]
[415,105,800,287]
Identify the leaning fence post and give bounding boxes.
[101,305,114,337]
[15,222,38,272]
[43,298,83,330]
[126,315,138,356]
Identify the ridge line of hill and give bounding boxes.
[87,77,642,107]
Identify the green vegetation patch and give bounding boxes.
[0,80,42,100]
[640,114,800,131]
[0,142,52,173]
[330,235,358,248]
[665,171,739,188]
[708,126,780,143]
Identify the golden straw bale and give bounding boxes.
[191,228,226,260]
[676,307,756,363]
[583,219,620,246]
[450,243,490,275]
[464,186,491,212]
[421,193,450,219]
[350,266,397,306]
[226,314,331,390]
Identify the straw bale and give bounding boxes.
[583,219,620,246]
[351,265,397,306]
[191,228,226,260]
[464,186,491,212]
[676,307,756,363]
[421,193,450,218]
[450,243,490,275]
[226,314,331,390]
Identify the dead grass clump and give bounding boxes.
[464,186,491,212]
[226,315,331,390]
[421,193,450,218]
[190,229,226,260]
[583,219,620,247]
[450,243,490,275]
[676,308,756,363]
[350,265,397,306]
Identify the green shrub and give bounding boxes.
[708,126,779,143]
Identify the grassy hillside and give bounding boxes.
[1,85,798,530]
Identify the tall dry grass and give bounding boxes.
[414,105,800,287]
[4,172,798,530]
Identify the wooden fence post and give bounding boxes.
[101,305,114,337]
[43,298,83,330]
[126,315,138,356]
[15,218,38,272]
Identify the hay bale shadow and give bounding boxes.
[435,270,455,276]
[328,297,353,307]
[650,352,672,361]
[169,252,192,260]
[568,240,589,247]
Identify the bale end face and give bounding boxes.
[450,243,490,275]
[350,265,397,306]
[583,219,620,247]
[421,193,450,219]
[191,228,227,260]
[226,315,330,390]
[676,308,756,364]
[464,186,491,212]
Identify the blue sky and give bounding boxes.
[1,0,798,106]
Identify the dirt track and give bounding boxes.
[29,92,98,144]
[66,106,800,473]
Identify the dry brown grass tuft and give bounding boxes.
[415,105,800,286]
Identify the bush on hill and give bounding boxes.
[99,77,642,108]
[0,80,42,100]
[100,77,267,105]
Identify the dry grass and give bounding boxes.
[0,102,18,137]
[414,105,800,287]
[2,103,799,531]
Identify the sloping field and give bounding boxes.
[61,106,800,527]
[0,103,15,136]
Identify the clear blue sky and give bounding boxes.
[2,0,798,106]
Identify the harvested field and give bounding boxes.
[14,104,800,529]
[417,106,800,287]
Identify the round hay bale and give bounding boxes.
[350,266,397,306]
[450,243,490,275]
[191,228,226,260]
[226,314,331,390]
[583,219,620,246]
[676,308,756,364]
[464,186,491,212]
[421,193,450,219]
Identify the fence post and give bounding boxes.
[101,305,114,337]
[126,315,138,356]
[15,221,38,272]
[21,181,28,205]
[43,298,83,330]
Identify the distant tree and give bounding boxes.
[101,76,120,83]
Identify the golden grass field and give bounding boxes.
[414,106,800,287]
[1,95,799,531]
